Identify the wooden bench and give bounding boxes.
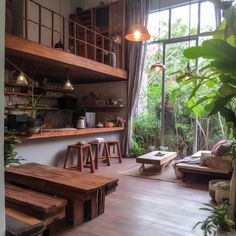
[6,207,45,236]
[5,183,67,235]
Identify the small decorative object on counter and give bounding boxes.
[104,114,115,127]
[116,116,125,127]
[96,122,104,128]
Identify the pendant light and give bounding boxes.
[16,72,28,85]
[54,0,64,50]
[150,0,166,72]
[183,0,192,80]
[64,69,74,90]
[125,24,151,42]
[6,58,29,85]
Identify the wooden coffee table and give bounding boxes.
[136,151,177,173]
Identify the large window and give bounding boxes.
[133,1,222,156]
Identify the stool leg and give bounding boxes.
[63,146,71,168]
[88,146,95,173]
[116,142,122,163]
[104,143,110,166]
[78,147,83,172]
[95,144,99,169]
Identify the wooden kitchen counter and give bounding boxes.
[19,127,125,140]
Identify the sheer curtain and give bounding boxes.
[123,0,149,157]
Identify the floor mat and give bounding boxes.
[118,163,181,183]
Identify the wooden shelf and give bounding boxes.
[5,106,59,111]
[5,83,74,94]
[19,127,125,140]
[81,104,124,109]
[5,92,65,99]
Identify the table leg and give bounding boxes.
[66,199,84,226]
[84,188,105,220]
[139,163,145,172]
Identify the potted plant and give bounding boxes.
[209,179,225,201]
[26,82,42,135]
[193,202,235,236]
[4,130,24,166]
[104,114,115,127]
[215,181,231,204]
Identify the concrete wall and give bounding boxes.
[16,132,123,166]
[0,1,5,234]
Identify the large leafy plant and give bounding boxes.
[177,0,236,131]
[193,202,235,236]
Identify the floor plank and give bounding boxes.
[56,158,209,236]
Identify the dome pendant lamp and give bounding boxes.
[125,24,151,42]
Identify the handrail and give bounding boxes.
[23,0,119,67]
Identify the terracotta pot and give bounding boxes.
[209,179,225,201]
[215,181,230,204]
[104,122,114,128]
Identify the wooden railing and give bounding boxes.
[23,0,119,68]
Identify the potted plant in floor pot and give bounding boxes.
[4,130,24,166]
[193,202,235,236]
[215,181,231,204]
[209,179,226,201]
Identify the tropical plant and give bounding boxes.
[4,130,23,166]
[180,0,236,134]
[193,203,235,236]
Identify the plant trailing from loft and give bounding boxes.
[193,202,235,236]
[4,130,23,166]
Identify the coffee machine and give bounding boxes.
[7,114,30,136]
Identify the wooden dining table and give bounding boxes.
[5,162,118,226]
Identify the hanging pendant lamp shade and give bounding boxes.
[16,72,28,85]
[64,69,74,90]
[125,24,151,42]
[151,62,166,72]
[183,61,191,80]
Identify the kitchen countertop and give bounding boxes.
[18,127,125,140]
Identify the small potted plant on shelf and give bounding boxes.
[193,202,235,236]
[104,114,115,127]
[4,130,24,166]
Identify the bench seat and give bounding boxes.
[5,183,67,229]
[6,207,45,236]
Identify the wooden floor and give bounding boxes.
[56,158,210,236]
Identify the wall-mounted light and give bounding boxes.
[125,24,151,42]
[64,69,74,90]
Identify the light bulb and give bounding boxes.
[133,30,141,41]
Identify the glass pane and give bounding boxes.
[171,3,198,38]
[165,40,196,77]
[148,10,169,41]
[200,2,216,32]
[144,43,163,83]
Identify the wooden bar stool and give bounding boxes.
[89,138,110,169]
[106,140,122,163]
[63,142,95,173]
